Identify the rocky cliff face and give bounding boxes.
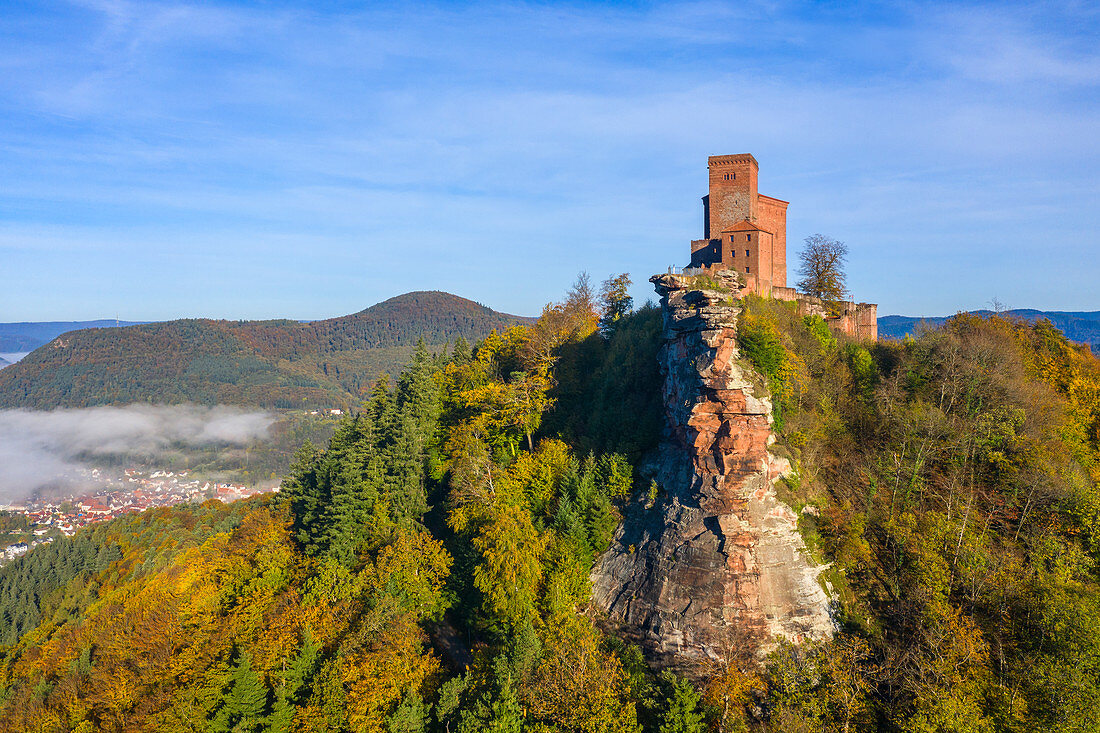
[590,271,833,672]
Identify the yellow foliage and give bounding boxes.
[704,662,763,733]
[495,438,574,514]
[472,504,548,626]
[361,528,452,618]
[524,616,639,733]
[342,615,440,733]
[0,506,311,732]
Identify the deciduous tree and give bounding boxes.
[796,234,849,304]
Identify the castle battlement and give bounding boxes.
[708,153,759,167]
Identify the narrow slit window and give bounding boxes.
[747,234,751,241]
[746,250,750,257]
[746,266,751,273]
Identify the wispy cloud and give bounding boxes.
[0,0,1097,319]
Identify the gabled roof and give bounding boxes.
[720,219,773,235]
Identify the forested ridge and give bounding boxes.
[1,276,1099,732]
[0,291,530,410]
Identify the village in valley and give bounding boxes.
[0,466,277,564]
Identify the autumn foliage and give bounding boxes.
[2,277,1098,732]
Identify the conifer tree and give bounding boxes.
[268,631,322,732]
[387,691,430,733]
[458,659,525,733]
[658,672,705,733]
[210,653,269,733]
[451,335,472,365]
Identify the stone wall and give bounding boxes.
[756,195,788,288]
[590,271,834,675]
[772,288,879,341]
[706,154,759,237]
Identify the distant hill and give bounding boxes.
[0,320,147,353]
[880,309,1100,351]
[0,292,529,410]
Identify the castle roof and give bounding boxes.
[721,219,774,235]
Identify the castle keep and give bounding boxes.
[687,153,877,341]
[690,153,788,296]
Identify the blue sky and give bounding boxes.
[1,0,1097,321]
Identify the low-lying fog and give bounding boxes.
[0,405,275,502]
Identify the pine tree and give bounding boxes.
[268,630,322,732]
[451,336,472,365]
[397,339,442,439]
[210,653,269,733]
[553,493,590,559]
[387,691,430,733]
[658,672,705,733]
[458,660,525,733]
[280,440,326,552]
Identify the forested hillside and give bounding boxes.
[0,292,529,410]
[0,278,1098,732]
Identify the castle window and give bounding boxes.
[746,250,750,257]
[746,266,751,273]
[746,234,751,241]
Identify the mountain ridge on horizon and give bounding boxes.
[879,308,1100,351]
[0,291,531,352]
[5,303,1095,358]
[0,291,532,410]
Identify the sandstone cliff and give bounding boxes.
[590,271,833,672]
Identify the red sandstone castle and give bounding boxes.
[690,153,789,295]
[687,153,878,340]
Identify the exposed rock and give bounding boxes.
[590,271,833,673]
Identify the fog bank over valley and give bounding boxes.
[0,405,275,502]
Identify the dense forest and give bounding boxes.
[0,274,1098,732]
[0,292,530,410]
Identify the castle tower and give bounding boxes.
[690,154,788,295]
[704,154,759,238]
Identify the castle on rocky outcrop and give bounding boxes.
[688,153,877,341]
[589,155,886,675]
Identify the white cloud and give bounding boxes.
[0,1,1097,318]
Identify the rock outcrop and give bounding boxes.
[590,271,833,672]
